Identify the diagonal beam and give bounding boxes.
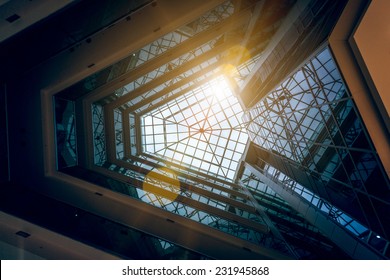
[244,162,387,260]
[121,70,223,161]
[124,154,247,199]
[107,38,241,110]
[230,0,266,67]
[239,181,300,258]
[112,158,257,214]
[239,0,312,108]
[122,62,222,113]
[135,68,223,115]
[95,163,269,234]
[86,6,252,104]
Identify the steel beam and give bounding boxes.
[44,169,291,259]
[105,38,241,111]
[124,65,223,114]
[245,162,386,259]
[238,0,311,108]
[94,163,268,234]
[124,155,247,199]
[239,181,299,258]
[85,6,252,104]
[113,158,255,213]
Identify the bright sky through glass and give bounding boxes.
[141,75,248,181]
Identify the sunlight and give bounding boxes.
[205,75,232,101]
[140,73,249,181]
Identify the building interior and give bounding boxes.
[0,0,389,260]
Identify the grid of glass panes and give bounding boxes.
[196,0,234,31]
[129,113,138,156]
[103,163,270,246]
[141,75,248,181]
[136,156,242,200]
[55,98,77,169]
[134,1,233,67]
[133,1,233,67]
[99,0,235,103]
[114,160,264,227]
[239,166,339,258]
[119,55,221,114]
[241,166,337,235]
[259,162,390,255]
[114,109,124,159]
[131,153,246,194]
[92,103,106,166]
[124,155,251,204]
[133,67,220,114]
[243,47,388,190]
[233,52,262,88]
[120,37,222,97]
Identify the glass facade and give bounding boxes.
[243,46,390,247]
[92,103,106,166]
[141,75,248,181]
[54,98,77,169]
[49,0,389,259]
[239,166,349,259]
[61,162,298,257]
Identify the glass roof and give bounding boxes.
[86,0,270,181]
[141,74,249,181]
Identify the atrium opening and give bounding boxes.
[1,0,389,260]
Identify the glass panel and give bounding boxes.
[54,98,77,169]
[92,104,106,166]
[141,75,248,181]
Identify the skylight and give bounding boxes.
[141,75,248,181]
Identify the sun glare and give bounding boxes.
[206,76,232,100]
[141,73,249,181]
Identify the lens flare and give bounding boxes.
[143,167,181,203]
[222,44,251,77]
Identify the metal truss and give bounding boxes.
[91,103,107,166]
[240,166,352,258]
[94,1,238,107]
[54,97,78,168]
[140,75,248,181]
[246,161,389,259]
[114,109,124,159]
[52,0,363,259]
[244,46,390,239]
[97,162,282,247]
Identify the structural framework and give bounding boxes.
[1,0,389,260]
